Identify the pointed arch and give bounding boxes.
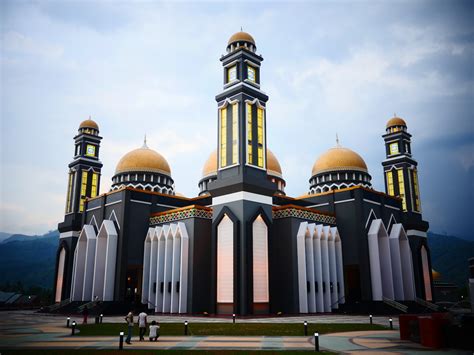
[108,210,120,230]
[89,215,99,232]
[365,209,378,230]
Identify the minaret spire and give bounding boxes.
[142,134,148,149]
[336,133,341,147]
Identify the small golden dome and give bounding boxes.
[432,269,442,281]
[386,116,407,129]
[312,146,368,176]
[228,31,256,46]
[115,145,171,176]
[202,148,282,178]
[79,118,99,130]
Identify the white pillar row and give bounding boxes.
[142,223,189,314]
[154,228,166,313]
[389,224,405,300]
[141,229,153,305]
[296,222,308,313]
[71,225,96,301]
[368,219,395,300]
[147,227,160,309]
[162,225,173,313]
[305,223,316,313]
[328,227,339,309]
[92,220,118,301]
[321,226,331,312]
[313,224,324,312]
[297,223,344,313]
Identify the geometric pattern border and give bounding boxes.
[273,207,336,225]
[150,206,213,226]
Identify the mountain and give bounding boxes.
[428,232,474,287]
[0,232,12,243]
[0,230,59,289]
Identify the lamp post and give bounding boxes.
[100,314,103,324]
[233,313,236,324]
[119,331,124,350]
[389,318,393,330]
[369,314,373,325]
[184,320,188,335]
[66,317,70,328]
[304,321,308,336]
[71,321,76,336]
[314,332,319,352]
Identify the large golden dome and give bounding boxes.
[386,116,407,129]
[115,144,171,176]
[312,146,368,176]
[202,148,282,178]
[79,118,99,130]
[228,31,256,46]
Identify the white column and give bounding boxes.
[170,224,181,313]
[92,222,107,301]
[329,227,339,309]
[421,245,433,301]
[141,229,152,305]
[398,225,415,300]
[55,247,66,302]
[102,220,118,301]
[321,226,331,312]
[162,225,173,313]
[155,228,166,313]
[334,230,345,304]
[148,227,160,309]
[81,225,97,301]
[313,225,324,312]
[296,222,308,313]
[178,222,189,313]
[305,224,316,313]
[389,224,405,300]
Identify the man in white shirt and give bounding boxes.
[149,320,160,341]
[138,311,147,341]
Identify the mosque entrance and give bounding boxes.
[125,265,143,304]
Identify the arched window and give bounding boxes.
[253,215,269,304]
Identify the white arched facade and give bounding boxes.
[217,215,234,313]
[141,222,189,313]
[252,215,269,305]
[296,222,345,313]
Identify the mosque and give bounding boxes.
[53,31,433,315]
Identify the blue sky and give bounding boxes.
[1,1,473,239]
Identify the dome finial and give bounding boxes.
[336,133,341,147]
[142,134,148,149]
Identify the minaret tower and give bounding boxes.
[382,116,421,214]
[53,118,103,302]
[209,32,276,316]
[381,115,433,301]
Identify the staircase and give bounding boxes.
[383,297,408,313]
[415,297,440,312]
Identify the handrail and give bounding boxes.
[415,297,439,311]
[331,295,346,309]
[383,297,408,313]
[48,298,71,311]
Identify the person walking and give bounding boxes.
[149,320,160,341]
[138,310,147,341]
[124,311,134,344]
[82,305,89,324]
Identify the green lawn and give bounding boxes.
[76,322,386,337]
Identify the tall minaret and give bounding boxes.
[53,118,103,302]
[209,31,276,197]
[209,32,275,316]
[381,115,433,301]
[382,116,421,214]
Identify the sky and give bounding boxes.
[1,0,473,239]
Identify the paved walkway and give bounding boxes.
[0,310,468,354]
